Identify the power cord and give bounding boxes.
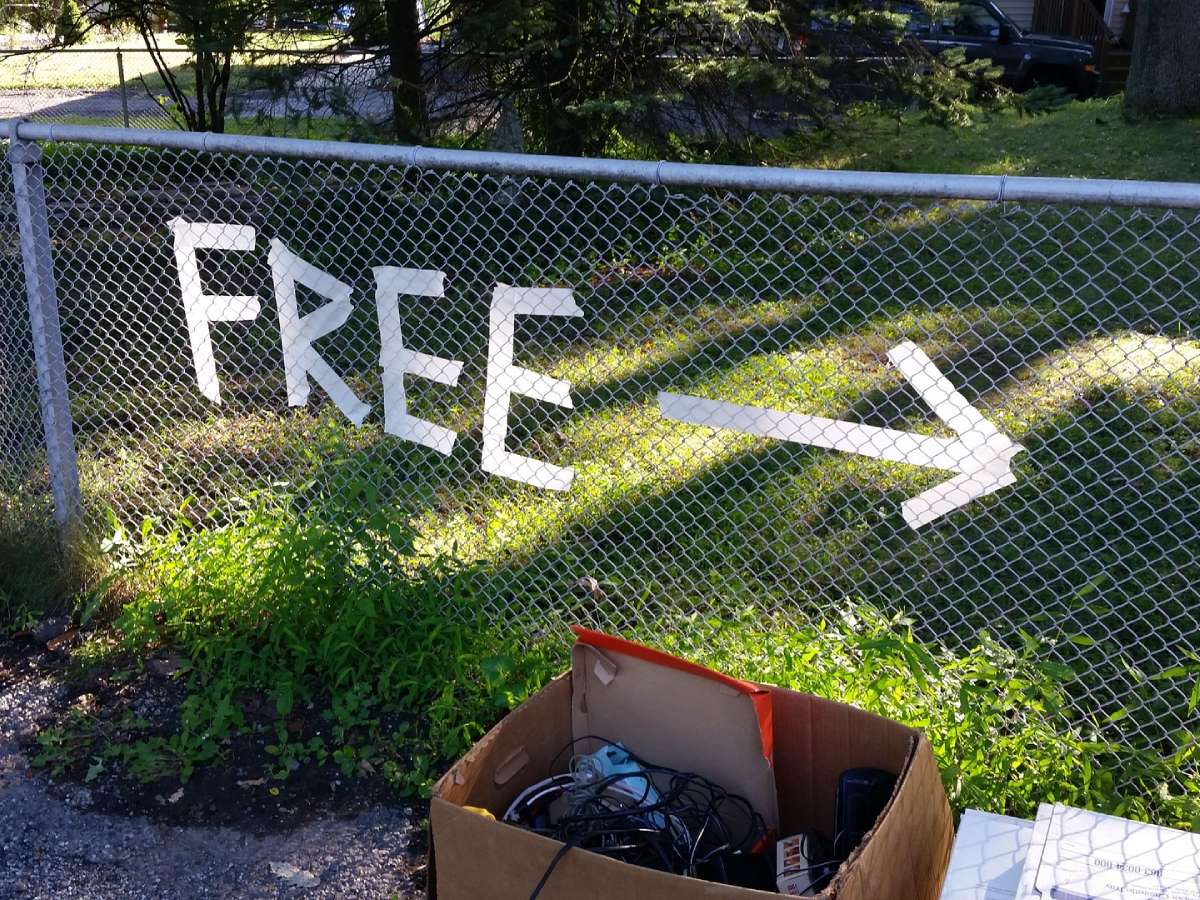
[527,838,579,900]
[508,736,769,899]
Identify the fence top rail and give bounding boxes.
[10,120,1200,210]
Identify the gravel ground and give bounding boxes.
[0,664,423,899]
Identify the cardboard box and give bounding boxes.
[430,629,953,899]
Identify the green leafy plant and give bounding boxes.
[51,481,561,793]
[36,517,1200,827]
[661,606,1200,829]
[54,0,87,45]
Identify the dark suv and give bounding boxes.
[805,0,1099,98]
[897,0,1100,96]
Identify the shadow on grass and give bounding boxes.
[470,329,1200,749]
[50,171,1200,439]
[0,493,63,619]
[34,180,1199,608]
[9,155,1200,736]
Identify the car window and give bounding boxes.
[944,2,1001,37]
[890,2,933,34]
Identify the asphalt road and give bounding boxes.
[0,83,395,126]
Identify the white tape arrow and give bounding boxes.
[658,342,1023,529]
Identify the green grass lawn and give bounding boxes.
[0,37,185,91]
[4,98,1200,821]
[781,96,1200,182]
[0,33,338,92]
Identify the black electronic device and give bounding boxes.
[833,767,898,860]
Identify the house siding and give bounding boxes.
[996,0,1036,30]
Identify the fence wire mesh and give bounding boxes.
[0,47,393,134]
[0,150,59,616]
[5,133,1200,802]
[0,157,43,485]
[0,49,179,130]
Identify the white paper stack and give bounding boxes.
[939,809,1035,900]
[1015,802,1200,900]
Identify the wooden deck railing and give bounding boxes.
[1032,0,1115,53]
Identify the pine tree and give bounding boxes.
[54,0,88,45]
[444,0,1007,158]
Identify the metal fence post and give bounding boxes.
[117,50,131,129]
[7,123,82,534]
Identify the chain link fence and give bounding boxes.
[0,46,394,134]
[0,149,60,614]
[3,122,1200,800]
[0,48,179,130]
[0,158,36,475]
[0,155,42,484]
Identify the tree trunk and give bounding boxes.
[194,56,207,131]
[537,0,588,156]
[385,0,426,141]
[1123,0,1200,118]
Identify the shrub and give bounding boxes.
[70,491,1200,822]
[54,0,87,46]
[665,607,1200,829]
[101,482,560,789]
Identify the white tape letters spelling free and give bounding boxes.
[172,219,581,491]
[172,220,1021,523]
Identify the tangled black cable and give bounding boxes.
[508,736,769,899]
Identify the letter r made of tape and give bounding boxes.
[171,219,260,404]
[373,266,464,454]
[482,284,582,490]
[270,239,369,425]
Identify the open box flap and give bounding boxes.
[569,627,780,835]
